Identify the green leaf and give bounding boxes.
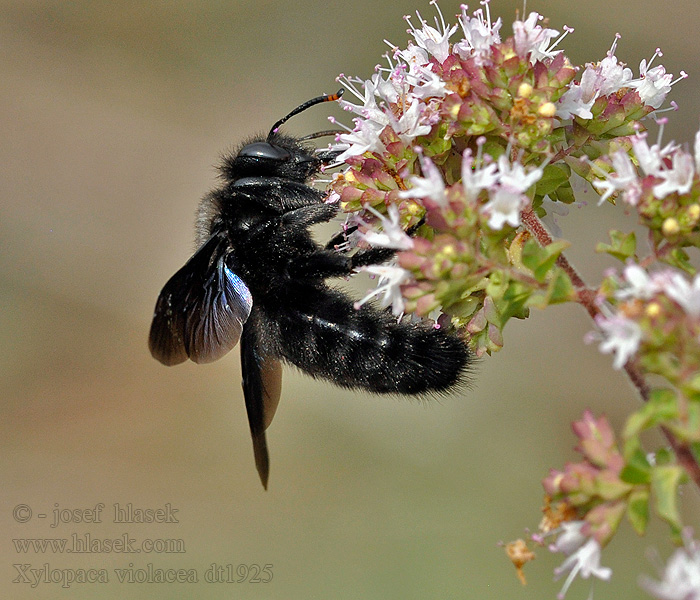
[528,269,576,309]
[626,489,650,535]
[651,465,684,531]
[682,374,700,398]
[623,388,678,440]
[691,442,700,464]
[545,269,575,304]
[667,402,700,443]
[665,248,694,274]
[521,239,570,282]
[655,447,674,466]
[498,282,532,322]
[596,230,637,262]
[535,163,572,197]
[551,181,575,204]
[620,450,651,484]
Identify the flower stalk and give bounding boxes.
[327,2,700,596]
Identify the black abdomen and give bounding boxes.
[261,286,469,395]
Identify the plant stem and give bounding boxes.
[521,207,700,490]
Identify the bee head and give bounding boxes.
[223,133,322,182]
[219,90,344,183]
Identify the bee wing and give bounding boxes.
[240,319,283,489]
[149,233,253,366]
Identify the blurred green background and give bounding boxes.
[2,1,699,598]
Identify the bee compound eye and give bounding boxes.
[238,142,291,161]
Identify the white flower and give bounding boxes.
[630,133,677,178]
[372,70,403,105]
[496,154,543,193]
[400,154,447,206]
[557,83,596,120]
[694,129,700,174]
[404,1,458,64]
[357,204,414,250]
[395,42,431,75]
[540,197,571,238]
[482,187,528,230]
[337,74,385,122]
[406,65,448,99]
[640,529,700,600]
[461,147,499,202]
[477,153,542,230]
[454,2,502,64]
[549,521,588,555]
[665,272,700,317]
[592,150,640,205]
[335,118,386,162]
[630,62,673,109]
[626,131,695,200]
[512,12,561,64]
[354,264,411,316]
[595,310,642,369]
[558,36,638,121]
[653,150,695,198]
[590,38,634,97]
[627,49,687,110]
[394,97,432,144]
[554,538,612,599]
[616,263,662,301]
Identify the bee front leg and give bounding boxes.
[348,247,396,268]
[282,203,338,228]
[324,225,358,251]
[287,246,396,279]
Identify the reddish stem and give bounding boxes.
[521,208,700,490]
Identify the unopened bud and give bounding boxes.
[538,102,557,118]
[518,82,533,98]
[645,302,661,318]
[662,217,680,236]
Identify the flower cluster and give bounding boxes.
[543,411,633,547]
[329,1,679,356]
[513,408,691,598]
[325,2,697,598]
[591,127,699,266]
[595,263,700,399]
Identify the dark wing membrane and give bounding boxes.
[149,233,253,366]
[185,255,253,364]
[240,319,283,489]
[260,359,282,430]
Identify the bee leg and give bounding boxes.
[325,225,358,251]
[282,203,338,227]
[286,245,395,279]
[346,215,426,266]
[349,247,397,268]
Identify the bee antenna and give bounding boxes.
[298,129,344,142]
[267,89,344,140]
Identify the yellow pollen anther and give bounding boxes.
[538,102,557,118]
[662,217,680,236]
[646,302,662,318]
[518,82,533,98]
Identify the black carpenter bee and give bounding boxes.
[149,90,470,488]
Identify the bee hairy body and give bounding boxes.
[149,97,470,488]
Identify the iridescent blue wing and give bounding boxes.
[149,233,253,366]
